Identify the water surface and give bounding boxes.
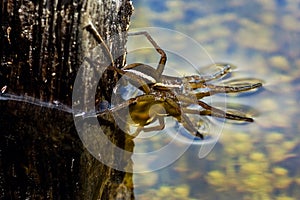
[130,1,300,199]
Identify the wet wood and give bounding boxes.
[0,0,134,199]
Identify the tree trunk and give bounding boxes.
[0,0,134,199]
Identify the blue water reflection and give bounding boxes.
[131,1,300,199]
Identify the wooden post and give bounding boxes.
[0,0,134,199]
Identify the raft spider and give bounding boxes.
[83,23,262,139]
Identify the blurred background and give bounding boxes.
[129,1,300,199]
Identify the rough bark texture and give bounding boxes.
[0,0,134,199]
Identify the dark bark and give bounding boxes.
[0,0,134,199]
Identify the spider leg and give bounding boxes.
[131,126,143,137]
[185,63,233,85]
[120,63,159,93]
[183,100,254,122]
[178,113,204,139]
[118,69,152,94]
[143,117,165,132]
[161,96,204,139]
[123,63,159,80]
[208,81,262,93]
[200,63,233,82]
[95,94,167,137]
[175,94,254,121]
[131,116,165,137]
[84,23,116,68]
[128,31,167,80]
[85,23,152,94]
[194,82,262,99]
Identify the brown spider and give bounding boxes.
[84,23,262,139]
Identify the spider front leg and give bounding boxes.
[184,63,263,98]
[128,31,167,81]
[190,80,263,99]
[185,63,233,86]
[84,22,154,94]
[118,31,168,93]
[84,23,116,67]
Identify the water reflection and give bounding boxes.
[131,0,300,199]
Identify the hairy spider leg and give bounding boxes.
[121,30,170,91]
[200,63,233,82]
[131,116,165,138]
[184,101,253,122]
[192,82,263,99]
[84,23,152,93]
[190,83,262,99]
[85,23,115,68]
[128,31,167,81]
[85,24,171,93]
[175,94,254,122]
[184,63,233,84]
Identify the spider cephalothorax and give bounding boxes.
[84,23,262,139]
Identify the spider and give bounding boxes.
[83,23,262,139]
